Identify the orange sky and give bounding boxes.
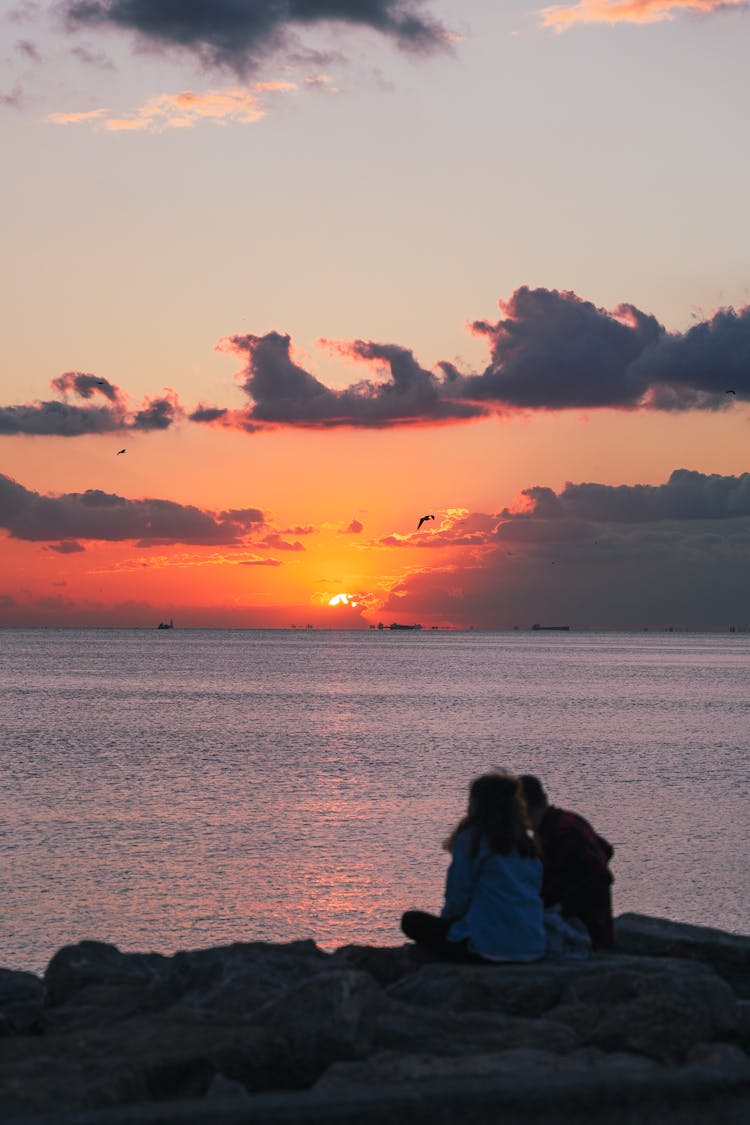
[2,2,749,630]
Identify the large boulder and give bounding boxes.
[0,968,43,1036]
[169,939,338,1013]
[374,1000,578,1056]
[615,914,750,998]
[43,942,179,1031]
[249,970,387,1087]
[334,944,434,988]
[388,959,563,1017]
[0,1008,295,1117]
[1,916,747,1122]
[43,939,340,1033]
[387,955,737,1062]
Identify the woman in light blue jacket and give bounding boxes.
[401,772,546,963]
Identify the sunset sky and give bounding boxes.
[2,0,749,630]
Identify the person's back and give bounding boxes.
[402,772,546,963]
[521,776,614,950]
[441,826,546,962]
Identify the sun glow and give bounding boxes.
[328,592,357,607]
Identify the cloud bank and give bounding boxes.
[0,374,182,436]
[0,473,264,545]
[502,468,750,524]
[3,467,749,629]
[4,289,748,439]
[191,330,488,429]
[463,288,750,411]
[190,289,750,431]
[62,0,450,72]
[380,469,750,630]
[539,0,748,32]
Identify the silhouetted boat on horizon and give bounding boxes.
[531,623,570,631]
[157,619,174,630]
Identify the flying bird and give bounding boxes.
[726,389,736,395]
[417,514,435,531]
[116,448,126,455]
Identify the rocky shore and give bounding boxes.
[1,913,749,1124]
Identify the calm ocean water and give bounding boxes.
[1,627,748,974]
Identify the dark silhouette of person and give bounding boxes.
[401,772,546,963]
[520,775,614,950]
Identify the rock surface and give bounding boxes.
[0,915,748,1123]
[615,913,750,998]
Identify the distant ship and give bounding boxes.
[531,624,570,631]
[157,619,174,630]
[389,623,423,631]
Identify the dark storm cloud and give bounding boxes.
[0,400,127,436]
[193,331,488,429]
[0,472,265,545]
[463,287,661,408]
[190,290,750,434]
[632,306,750,406]
[219,505,265,524]
[131,393,181,430]
[62,0,450,73]
[381,470,750,631]
[8,289,750,441]
[51,371,120,402]
[459,288,750,411]
[188,405,228,424]
[0,375,182,436]
[502,469,750,524]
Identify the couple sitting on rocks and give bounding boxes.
[401,771,614,964]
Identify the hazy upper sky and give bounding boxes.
[2,0,749,629]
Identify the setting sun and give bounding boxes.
[328,593,357,607]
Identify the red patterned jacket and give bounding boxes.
[538,806,615,950]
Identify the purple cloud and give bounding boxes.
[460,288,750,411]
[261,532,305,551]
[502,469,750,524]
[190,330,488,430]
[47,540,86,553]
[381,469,750,630]
[0,374,182,436]
[62,1,450,73]
[0,472,265,545]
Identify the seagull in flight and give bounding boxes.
[116,448,126,455]
[726,389,736,395]
[417,514,435,531]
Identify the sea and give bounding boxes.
[1,627,748,975]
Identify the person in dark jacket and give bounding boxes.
[520,775,614,949]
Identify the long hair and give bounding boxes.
[443,772,539,858]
